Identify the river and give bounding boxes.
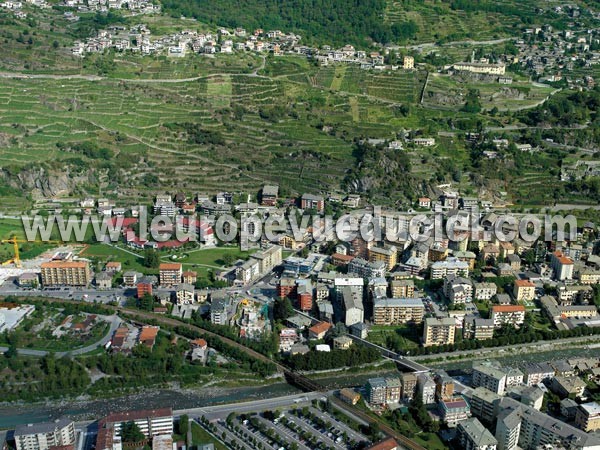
[0,369,398,428]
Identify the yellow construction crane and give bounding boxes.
[1,237,62,268]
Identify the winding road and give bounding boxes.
[0,314,121,357]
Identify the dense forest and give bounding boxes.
[160,0,418,46]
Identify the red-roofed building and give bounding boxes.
[366,438,400,450]
[190,338,207,350]
[159,263,182,287]
[100,408,173,439]
[331,253,355,266]
[491,304,525,328]
[551,251,575,281]
[513,279,535,302]
[308,321,332,340]
[137,280,153,299]
[139,326,159,349]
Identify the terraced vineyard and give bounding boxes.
[385,0,541,43]
[422,74,557,111]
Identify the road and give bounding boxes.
[176,392,323,420]
[0,315,120,357]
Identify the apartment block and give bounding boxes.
[389,279,415,298]
[575,402,600,432]
[158,263,182,287]
[457,418,498,450]
[469,387,501,424]
[373,297,425,325]
[495,397,600,450]
[366,377,401,405]
[14,419,75,450]
[348,257,386,278]
[368,246,397,271]
[472,361,507,395]
[551,251,574,281]
[491,305,525,328]
[102,408,173,438]
[400,372,418,402]
[417,373,437,404]
[40,260,91,287]
[513,280,535,302]
[474,282,498,301]
[251,245,283,274]
[423,317,455,347]
[431,257,469,279]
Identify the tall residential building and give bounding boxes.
[472,361,507,395]
[423,317,455,347]
[400,372,418,402]
[296,279,313,311]
[491,305,525,328]
[575,402,600,432]
[444,275,473,304]
[434,371,455,401]
[101,408,173,438]
[457,418,498,450]
[365,377,401,405]
[431,257,469,279]
[251,245,282,274]
[551,250,574,281]
[368,246,397,271]
[341,285,364,326]
[439,396,471,426]
[373,297,425,325]
[495,408,521,450]
[495,397,600,450]
[474,282,497,301]
[513,280,535,302]
[300,193,324,213]
[14,419,75,450]
[389,279,415,298]
[260,185,279,206]
[158,262,182,287]
[348,258,386,278]
[40,261,91,287]
[417,373,437,405]
[469,387,501,424]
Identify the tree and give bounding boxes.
[138,293,155,311]
[178,414,189,436]
[221,253,236,266]
[120,421,144,443]
[143,248,160,268]
[273,297,294,321]
[4,344,17,359]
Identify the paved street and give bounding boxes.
[177,392,324,420]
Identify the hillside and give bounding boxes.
[1,0,600,213]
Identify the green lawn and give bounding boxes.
[80,243,149,273]
[164,247,254,267]
[0,218,26,239]
[367,324,420,351]
[190,422,228,450]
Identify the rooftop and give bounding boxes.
[14,418,73,437]
[492,305,525,313]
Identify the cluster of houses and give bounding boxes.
[0,0,49,18]
[61,0,159,14]
[72,25,301,58]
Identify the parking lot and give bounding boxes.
[202,403,370,450]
